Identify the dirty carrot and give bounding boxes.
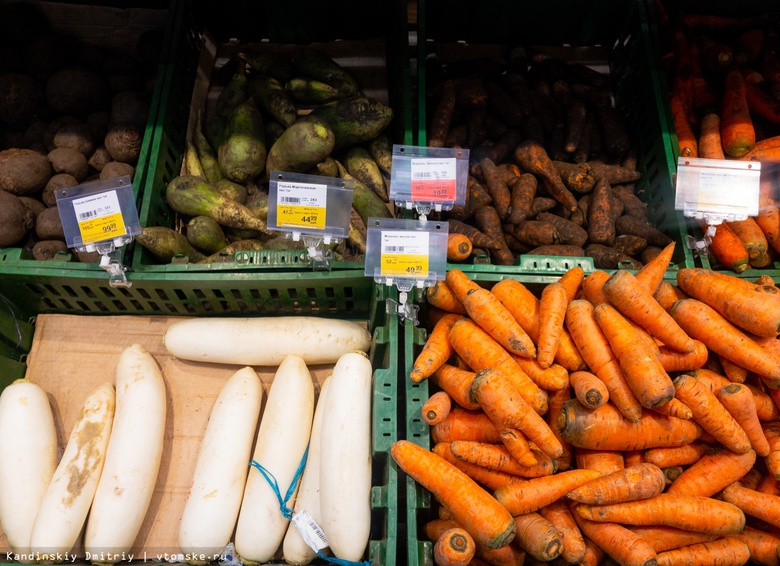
[581,269,611,305]
[672,373,752,454]
[558,265,585,302]
[513,139,578,212]
[721,67,756,157]
[479,158,512,221]
[447,233,473,263]
[672,94,698,157]
[537,282,568,369]
[431,364,479,411]
[512,512,564,562]
[708,222,751,273]
[658,339,708,372]
[431,407,502,445]
[448,219,499,251]
[728,217,768,262]
[656,536,750,566]
[719,355,748,383]
[513,356,568,391]
[635,241,676,296]
[538,499,586,564]
[717,383,771,456]
[698,113,726,159]
[434,527,476,566]
[494,468,602,516]
[565,299,643,422]
[508,173,537,225]
[410,313,462,382]
[450,441,555,478]
[644,442,709,469]
[426,280,467,314]
[574,448,625,475]
[594,302,676,409]
[432,443,516,492]
[422,391,453,426]
[569,370,609,409]
[567,462,666,505]
[666,447,757,498]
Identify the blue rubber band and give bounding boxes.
[315,550,371,566]
[249,444,309,520]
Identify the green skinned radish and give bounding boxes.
[367,134,393,175]
[216,64,248,119]
[335,160,391,225]
[264,121,286,149]
[248,74,297,128]
[136,226,206,263]
[187,216,230,255]
[285,77,344,105]
[292,47,361,96]
[218,99,266,183]
[264,116,335,179]
[309,96,393,152]
[309,156,339,178]
[224,192,269,241]
[194,111,222,184]
[345,146,387,201]
[214,179,247,204]
[199,239,265,263]
[239,52,295,83]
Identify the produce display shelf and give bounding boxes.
[0,0,175,273]
[130,0,413,273]
[415,0,692,278]
[0,277,399,566]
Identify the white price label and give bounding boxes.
[291,509,329,551]
[410,158,457,201]
[381,230,429,255]
[278,182,328,208]
[675,157,760,221]
[72,190,122,220]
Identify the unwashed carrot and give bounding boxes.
[672,373,752,454]
[558,265,585,302]
[431,364,479,411]
[722,485,780,530]
[717,383,771,456]
[656,536,750,566]
[672,94,698,157]
[513,356,568,391]
[581,270,611,306]
[708,222,751,273]
[427,280,467,314]
[658,339,708,372]
[513,139,578,212]
[431,407,502,445]
[494,468,602,516]
[449,318,547,414]
[446,269,536,359]
[512,512,563,562]
[575,493,746,535]
[574,448,625,475]
[450,441,555,478]
[719,355,748,383]
[603,269,695,353]
[434,527,476,566]
[432,443,516,492]
[670,299,780,381]
[698,113,726,159]
[732,525,780,566]
[537,282,569,369]
[644,441,709,469]
[569,370,609,409]
[567,463,666,506]
[411,313,462,382]
[566,300,643,422]
[539,499,586,564]
[627,526,717,553]
[721,67,756,158]
[470,368,562,459]
[635,241,676,296]
[447,233,473,263]
[594,303,675,409]
[558,399,702,451]
[728,217,769,262]
[666,447,757,498]
[423,391,453,426]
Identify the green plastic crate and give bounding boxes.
[415,0,693,278]
[0,0,174,276]
[0,277,398,566]
[130,0,413,273]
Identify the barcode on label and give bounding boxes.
[291,509,329,551]
[385,245,404,252]
[79,210,97,220]
[280,196,301,204]
[414,171,432,179]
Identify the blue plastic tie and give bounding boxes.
[315,550,371,566]
[249,444,309,520]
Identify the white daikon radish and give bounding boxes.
[162,317,371,366]
[29,382,115,560]
[282,376,331,565]
[320,351,373,561]
[234,355,315,565]
[179,366,264,564]
[0,379,58,558]
[84,344,167,564]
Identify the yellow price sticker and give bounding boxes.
[78,212,126,245]
[381,253,429,277]
[278,205,326,229]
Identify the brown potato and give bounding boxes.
[48,147,88,180]
[0,148,51,195]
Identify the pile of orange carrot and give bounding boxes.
[392,244,780,566]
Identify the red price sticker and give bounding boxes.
[410,157,457,201]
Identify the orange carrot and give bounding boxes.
[491,279,587,372]
[722,484,780,529]
[574,448,625,475]
[494,468,602,516]
[624,450,647,468]
[626,526,717,553]
[423,391,453,426]
[512,357,569,392]
[537,282,569,369]
[653,280,689,312]
[719,355,748,383]
[411,313,462,382]
[688,367,779,420]
[539,499,586,564]
[593,302,676,409]
[567,463,666,505]
[450,441,555,478]
[666,447,757,497]
[579,534,606,566]
[670,299,780,381]
[757,474,780,496]
[672,373,752,454]
[558,265,585,302]
[635,241,676,296]
[432,443,516,492]
[644,442,709,469]
[650,397,692,420]
[698,113,726,159]
[672,93,698,157]
[721,67,756,157]
[497,426,537,469]
[512,512,564,562]
[392,440,516,549]
[449,318,547,414]
[658,339,708,372]
[546,385,573,472]
[431,407,502,445]
[754,335,780,389]
[731,525,780,566]
[755,203,780,256]
[728,217,769,263]
[438,506,454,520]
[566,300,643,422]
[569,501,658,566]
[765,421,780,480]
[476,543,527,566]
[427,280,467,314]
[434,527,476,566]
[717,383,771,456]
[656,536,750,566]
[470,368,562,459]
[569,370,609,409]
[425,518,462,542]
[603,269,695,353]
[447,233,473,263]
[677,267,780,338]
[708,221,751,273]
[575,493,746,535]
[558,399,702,451]
[581,270,611,306]
[446,269,536,359]
[431,364,480,411]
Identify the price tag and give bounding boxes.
[276,182,327,229]
[410,158,457,201]
[380,230,430,278]
[72,190,127,245]
[291,509,329,552]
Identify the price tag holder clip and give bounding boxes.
[388,145,469,220]
[268,171,354,271]
[364,217,449,325]
[54,175,140,288]
[674,157,761,225]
